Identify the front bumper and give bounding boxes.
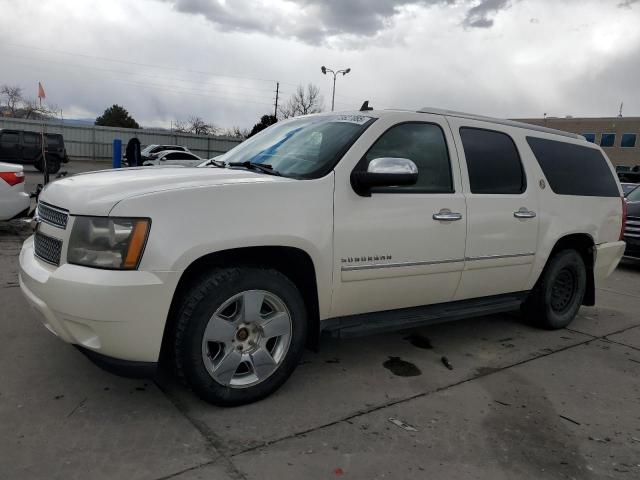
[19,236,180,363]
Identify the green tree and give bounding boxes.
[95,104,140,129]
[248,114,277,137]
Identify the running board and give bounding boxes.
[321,292,528,339]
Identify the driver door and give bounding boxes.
[331,114,467,317]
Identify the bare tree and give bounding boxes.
[221,126,249,139]
[174,116,217,135]
[0,84,56,119]
[279,84,324,119]
[0,84,24,117]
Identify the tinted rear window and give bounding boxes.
[459,127,525,194]
[45,135,61,146]
[526,137,619,197]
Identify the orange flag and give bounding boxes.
[38,82,46,100]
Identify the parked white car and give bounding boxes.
[142,150,202,167]
[19,108,625,406]
[0,162,30,220]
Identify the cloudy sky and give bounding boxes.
[1,0,639,130]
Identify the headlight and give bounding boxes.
[68,217,151,270]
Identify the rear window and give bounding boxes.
[459,127,525,194]
[526,137,619,197]
[45,135,61,146]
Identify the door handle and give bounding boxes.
[433,209,463,221]
[514,207,536,219]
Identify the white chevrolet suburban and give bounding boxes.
[19,108,626,406]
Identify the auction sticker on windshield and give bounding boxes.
[334,114,372,125]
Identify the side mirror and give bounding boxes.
[351,157,418,197]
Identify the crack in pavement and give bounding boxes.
[596,287,640,299]
[154,460,221,480]
[153,380,248,480]
[228,322,640,459]
[603,336,640,353]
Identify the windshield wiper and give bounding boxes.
[227,161,281,176]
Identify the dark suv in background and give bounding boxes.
[0,129,69,173]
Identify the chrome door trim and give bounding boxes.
[341,252,535,272]
[465,252,535,261]
[341,257,465,272]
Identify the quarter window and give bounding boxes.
[621,133,637,148]
[600,133,616,147]
[362,122,453,193]
[459,127,526,194]
[582,133,596,143]
[526,137,619,197]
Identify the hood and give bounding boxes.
[40,166,288,215]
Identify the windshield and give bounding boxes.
[627,185,640,202]
[623,184,638,196]
[217,114,375,178]
[141,144,158,155]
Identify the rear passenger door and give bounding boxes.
[22,132,41,162]
[448,119,540,300]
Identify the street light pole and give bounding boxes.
[321,65,351,111]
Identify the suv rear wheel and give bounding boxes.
[522,249,587,329]
[173,267,308,406]
[35,155,61,174]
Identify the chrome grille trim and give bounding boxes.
[37,202,69,229]
[34,231,63,266]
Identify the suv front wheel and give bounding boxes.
[173,267,308,406]
[522,249,587,329]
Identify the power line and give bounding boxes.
[7,58,275,107]
[1,50,279,99]
[3,42,299,88]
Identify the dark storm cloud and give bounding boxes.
[462,0,511,28]
[160,0,511,43]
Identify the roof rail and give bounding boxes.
[416,106,583,140]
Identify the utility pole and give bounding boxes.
[274,82,280,118]
[321,66,351,111]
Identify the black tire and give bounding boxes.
[522,249,587,329]
[173,267,308,406]
[35,155,61,174]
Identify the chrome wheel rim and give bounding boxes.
[201,290,292,388]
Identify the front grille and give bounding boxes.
[34,231,63,266]
[625,216,640,239]
[37,202,69,229]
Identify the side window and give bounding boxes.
[621,133,636,148]
[1,132,20,143]
[23,132,39,144]
[600,133,615,147]
[459,127,525,194]
[526,136,619,197]
[363,122,453,193]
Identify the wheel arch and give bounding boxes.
[547,233,596,306]
[160,246,321,364]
